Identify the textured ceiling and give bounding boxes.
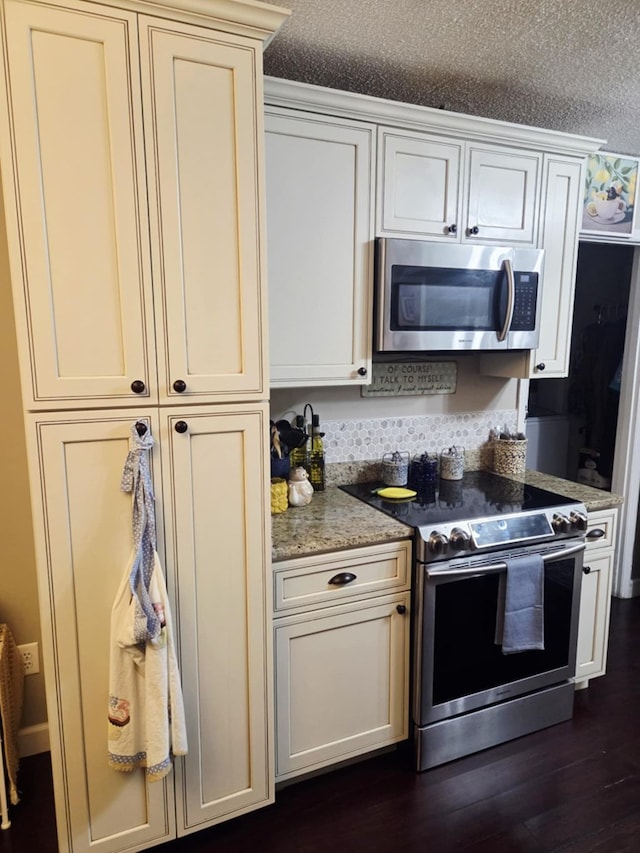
[263,0,640,155]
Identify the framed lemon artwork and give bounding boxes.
[581,151,638,238]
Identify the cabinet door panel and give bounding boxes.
[532,157,583,377]
[2,0,156,408]
[161,405,272,831]
[576,552,614,680]
[275,594,410,780]
[479,155,584,380]
[265,111,374,385]
[141,20,267,402]
[465,146,540,244]
[28,412,172,853]
[377,127,462,238]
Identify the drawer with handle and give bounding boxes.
[585,508,618,553]
[273,540,411,614]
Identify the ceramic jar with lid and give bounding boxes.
[382,451,410,486]
[439,446,464,480]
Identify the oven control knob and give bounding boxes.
[552,513,571,534]
[428,531,449,557]
[449,528,470,551]
[570,511,588,532]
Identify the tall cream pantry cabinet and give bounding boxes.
[0,0,289,851]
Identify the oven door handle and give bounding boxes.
[425,541,586,579]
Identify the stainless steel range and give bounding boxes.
[342,471,589,771]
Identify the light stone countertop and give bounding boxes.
[271,485,412,562]
[517,471,624,513]
[271,467,624,564]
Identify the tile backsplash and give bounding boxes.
[322,409,517,463]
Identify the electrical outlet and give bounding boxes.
[17,642,40,676]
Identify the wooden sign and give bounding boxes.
[361,361,457,397]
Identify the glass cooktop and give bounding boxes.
[340,470,579,529]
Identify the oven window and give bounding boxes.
[390,265,506,331]
[432,560,575,705]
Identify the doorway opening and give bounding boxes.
[527,242,634,485]
[527,240,640,597]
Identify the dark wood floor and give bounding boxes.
[6,596,640,853]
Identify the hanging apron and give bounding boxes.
[108,423,187,780]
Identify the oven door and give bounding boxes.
[413,540,585,726]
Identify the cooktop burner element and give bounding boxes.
[341,471,587,563]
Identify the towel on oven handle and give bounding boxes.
[495,554,545,654]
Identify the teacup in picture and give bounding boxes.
[591,194,624,221]
[582,151,638,236]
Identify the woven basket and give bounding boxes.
[493,439,528,476]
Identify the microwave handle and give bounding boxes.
[497,258,515,342]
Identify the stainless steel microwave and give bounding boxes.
[375,238,544,353]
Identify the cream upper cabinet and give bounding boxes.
[0,0,275,409]
[531,156,584,377]
[377,128,541,245]
[377,127,463,239]
[0,0,157,408]
[141,18,269,403]
[265,109,375,386]
[464,144,541,245]
[264,77,601,389]
[480,155,584,380]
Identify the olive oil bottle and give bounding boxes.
[308,414,325,491]
[288,414,309,470]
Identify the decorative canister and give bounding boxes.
[270,478,288,514]
[493,438,528,477]
[408,453,438,491]
[439,446,465,481]
[382,451,410,487]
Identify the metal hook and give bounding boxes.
[135,420,148,437]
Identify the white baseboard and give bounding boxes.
[614,577,640,599]
[18,723,49,757]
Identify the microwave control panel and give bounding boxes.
[510,272,539,331]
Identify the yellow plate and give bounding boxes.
[376,487,417,500]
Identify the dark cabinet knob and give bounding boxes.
[130,380,146,394]
[357,367,367,377]
[328,572,357,586]
[174,421,188,434]
[536,363,546,372]
[396,604,407,615]
[447,224,457,234]
[173,379,187,393]
[468,225,479,235]
[583,566,592,575]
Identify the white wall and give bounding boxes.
[271,355,519,422]
[271,356,521,463]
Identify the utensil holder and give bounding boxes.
[493,439,528,476]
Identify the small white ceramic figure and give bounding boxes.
[288,466,314,506]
